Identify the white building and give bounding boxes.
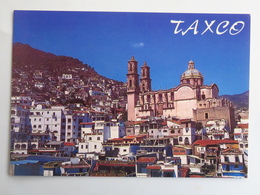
[29,105,91,143]
[62,74,73,79]
[78,120,126,155]
[29,105,65,141]
[11,96,33,106]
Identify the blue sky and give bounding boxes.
[13,11,250,95]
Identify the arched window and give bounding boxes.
[202,94,206,100]
[184,137,189,145]
[179,137,183,142]
[129,80,132,88]
[21,144,26,149]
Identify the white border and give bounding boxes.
[1,1,259,194]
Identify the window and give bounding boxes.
[21,144,26,149]
[129,80,132,87]
[226,165,230,171]
[68,119,71,123]
[171,92,174,101]
[89,137,92,141]
[85,145,88,149]
[123,149,127,152]
[158,94,163,102]
[94,145,97,149]
[224,156,229,162]
[202,94,206,100]
[235,156,240,163]
[81,145,83,149]
[97,137,100,141]
[205,113,209,119]
[179,137,183,142]
[147,95,151,102]
[184,137,189,145]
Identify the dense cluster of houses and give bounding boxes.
[10,96,248,178]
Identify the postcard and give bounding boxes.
[10,11,250,178]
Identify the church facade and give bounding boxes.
[126,56,235,132]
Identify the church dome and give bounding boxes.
[181,61,203,79]
[181,60,204,86]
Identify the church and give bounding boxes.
[126,56,235,132]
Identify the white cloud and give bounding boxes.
[132,42,145,48]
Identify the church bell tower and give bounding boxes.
[140,62,152,93]
[126,56,139,121]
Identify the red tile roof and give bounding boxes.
[80,122,95,125]
[237,124,248,129]
[137,157,157,163]
[127,121,147,125]
[179,119,191,123]
[161,121,167,126]
[193,139,238,147]
[146,165,161,170]
[169,120,181,125]
[64,142,75,146]
[109,138,123,141]
[124,135,136,139]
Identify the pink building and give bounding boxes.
[126,57,235,131]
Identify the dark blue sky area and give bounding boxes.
[13,11,250,95]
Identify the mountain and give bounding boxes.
[11,43,127,105]
[12,42,97,76]
[220,91,249,110]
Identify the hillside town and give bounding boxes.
[10,46,248,178]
